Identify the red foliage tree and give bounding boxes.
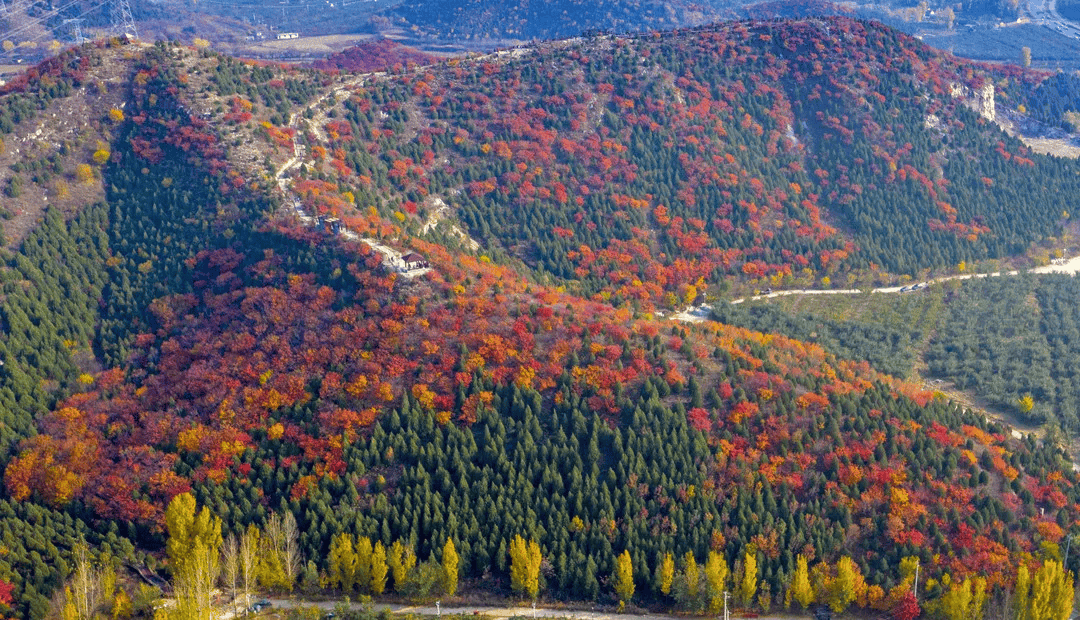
[892,591,920,620]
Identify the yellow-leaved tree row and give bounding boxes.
[1014,560,1073,620]
[161,494,305,619]
[165,492,222,620]
[325,534,460,600]
[141,495,1076,620]
[784,551,1073,620]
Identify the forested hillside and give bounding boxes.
[1024,71,1080,131]
[311,41,439,74]
[255,17,1080,304]
[0,22,1077,620]
[719,272,1080,438]
[925,274,1080,432]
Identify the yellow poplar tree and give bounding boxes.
[371,541,388,595]
[62,589,78,620]
[389,539,416,592]
[355,537,373,593]
[613,550,634,609]
[327,533,357,591]
[830,556,858,613]
[972,577,988,620]
[684,552,700,603]
[165,493,222,620]
[443,538,459,596]
[1030,559,1073,620]
[658,552,675,596]
[936,574,973,620]
[1015,565,1031,620]
[739,550,758,608]
[791,554,814,610]
[704,550,729,614]
[111,589,132,619]
[509,535,541,600]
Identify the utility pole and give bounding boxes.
[914,560,920,601]
[1065,534,1073,572]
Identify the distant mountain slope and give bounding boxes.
[383,0,864,42]
[738,0,854,19]
[388,0,716,41]
[285,17,1074,301]
[311,40,439,73]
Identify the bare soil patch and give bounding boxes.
[996,107,1080,158]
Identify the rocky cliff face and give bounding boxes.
[951,80,996,121]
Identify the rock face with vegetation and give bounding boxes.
[0,21,1076,620]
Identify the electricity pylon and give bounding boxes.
[110,0,137,39]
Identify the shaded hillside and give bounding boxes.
[1024,71,1080,131]
[0,41,284,618]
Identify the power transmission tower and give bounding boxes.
[63,18,84,44]
[110,0,137,39]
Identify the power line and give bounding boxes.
[0,0,137,49]
[0,0,86,43]
[21,2,103,44]
[3,0,105,48]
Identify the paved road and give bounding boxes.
[1027,0,1080,40]
[668,255,1080,322]
[266,599,726,620]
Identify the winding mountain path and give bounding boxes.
[271,74,432,278]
